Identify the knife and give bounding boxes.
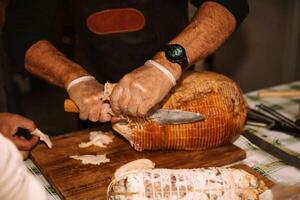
[242,130,300,168]
[64,99,205,124]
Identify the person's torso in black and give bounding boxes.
[68,0,188,83]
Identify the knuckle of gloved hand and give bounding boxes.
[132,81,148,94]
[99,118,109,123]
[79,115,87,120]
[137,108,147,117]
[130,79,137,86]
[99,113,110,122]
[89,114,98,122]
[79,111,89,120]
[130,80,141,89]
[102,104,111,114]
[127,106,137,116]
[89,106,101,121]
[90,117,98,122]
[139,107,148,116]
[98,118,105,123]
[93,94,102,101]
[99,117,107,123]
[82,96,92,105]
[143,101,155,113]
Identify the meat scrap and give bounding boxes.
[78,130,114,148]
[70,154,110,165]
[31,128,53,148]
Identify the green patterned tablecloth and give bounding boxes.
[234,80,300,184]
[25,81,300,199]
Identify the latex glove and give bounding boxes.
[110,65,174,117]
[0,113,39,160]
[67,79,112,122]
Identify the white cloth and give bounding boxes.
[0,133,49,200]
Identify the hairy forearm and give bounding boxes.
[154,1,236,77]
[25,40,89,88]
[173,1,236,63]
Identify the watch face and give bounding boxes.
[166,44,185,61]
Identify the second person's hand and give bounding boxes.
[0,113,39,159]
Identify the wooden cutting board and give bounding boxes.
[31,128,246,200]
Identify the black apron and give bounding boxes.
[69,0,188,83]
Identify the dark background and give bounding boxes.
[0,0,299,135]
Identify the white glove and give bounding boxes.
[67,76,112,122]
[110,61,176,117]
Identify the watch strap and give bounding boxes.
[164,44,189,71]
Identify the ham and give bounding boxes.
[107,159,266,200]
[112,71,247,151]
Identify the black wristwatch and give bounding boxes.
[164,44,189,71]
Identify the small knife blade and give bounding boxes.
[148,109,205,125]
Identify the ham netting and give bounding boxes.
[107,167,266,200]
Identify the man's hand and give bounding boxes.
[110,64,175,117]
[0,113,39,159]
[67,79,112,122]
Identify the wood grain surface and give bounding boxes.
[31,127,247,200]
[232,164,274,188]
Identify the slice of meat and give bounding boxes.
[70,154,110,165]
[78,131,114,148]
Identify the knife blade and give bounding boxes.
[64,99,205,124]
[242,130,300,168]
[148,109,205,124]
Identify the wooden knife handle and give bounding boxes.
[258,90,300,97]
[64,99,79,113]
